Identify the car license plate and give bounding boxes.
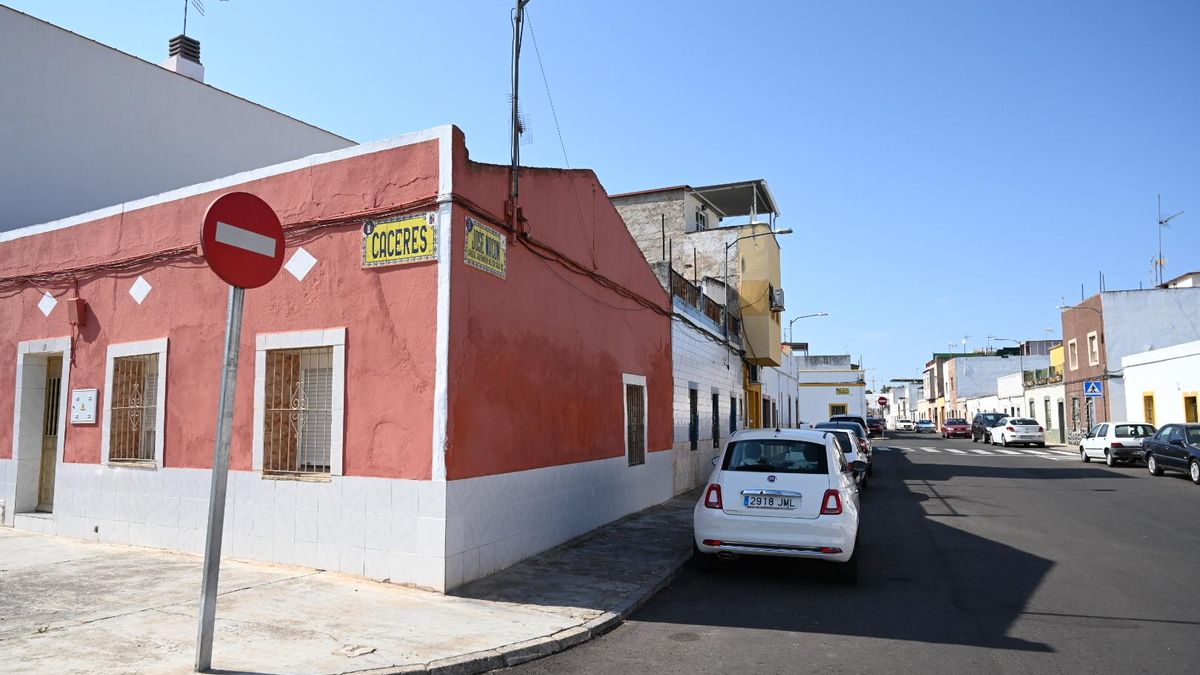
[744,495,796,509]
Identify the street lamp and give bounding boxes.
[722,228,793,339]
[787,312,828,342]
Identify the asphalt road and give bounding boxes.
[502,431,1200,674]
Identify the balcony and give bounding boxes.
[669,269,741,343]
[1023,365,1064,387]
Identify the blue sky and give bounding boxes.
[10,0,1200,386]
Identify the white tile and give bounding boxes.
[271,538,294,564]
[295,508,318,543]
[316,542,339,571]
[387,513,419,555]
[338,545,364,576]
[406,555,446,591]
[233,500,253,535]
[417,481,445,518]
[252,504,273,538]
[37,291,57,316]
[364,547,390,581]
[364,478,390,514]
[272,506,296,540]
[391,481,418,515]
[365,511,389,550]
[316,507,341,545]
[338,511,365,548]
[445,553,465,590]
[251,535,273,562]
[293,539,317,568]
[294,481,321,510]
[317,480,342,512]
[285,247,318,281]
[157,496,180,528]
[340,477,366,514]
[128,276,152,304]
[274,480,297,509]
[416,516,445,557]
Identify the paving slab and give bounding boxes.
[0,492,696,674]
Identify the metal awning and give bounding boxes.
[690,180,780,219]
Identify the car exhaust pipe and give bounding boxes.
[717,552,740,561]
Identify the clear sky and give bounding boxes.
[9,0,1200,386]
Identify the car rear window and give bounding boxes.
[1115,424,1155,438]
[814,422,865,439]
[1188,428,1200,445]
[947,419,967,425]
[978,414,1004,424]
[1010,418,1038,426]
[722,439,829,474]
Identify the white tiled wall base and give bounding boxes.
[444,449,672,590]
[4,462,448,591]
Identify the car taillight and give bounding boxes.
[820,489,843,515]
[704,484,723,510]
[1006,426,1015,432]
[1038,426,1044,432]
[1111,442,1125,449]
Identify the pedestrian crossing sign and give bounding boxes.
[1084,381,1104,397]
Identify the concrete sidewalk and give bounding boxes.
[0,493,695,675]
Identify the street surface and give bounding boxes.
[505,431,1200,674]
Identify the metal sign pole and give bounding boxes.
[195,285,245,672]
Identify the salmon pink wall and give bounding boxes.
[1,140,442,479]
[444,150,673,480]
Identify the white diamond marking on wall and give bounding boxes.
[37,292,57,317]
[129,276,152,305]
[285,247,317,281]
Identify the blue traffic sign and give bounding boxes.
[1084,381,1104,397]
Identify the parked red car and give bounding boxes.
[942,418,970,438]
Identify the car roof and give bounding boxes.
[728,427,833,444]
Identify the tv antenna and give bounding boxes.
[182,0,227,36]
[1153,194,1183,286]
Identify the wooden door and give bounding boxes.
[37,356,62,512]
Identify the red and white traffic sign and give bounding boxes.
[877,396,888,406]
[200,192,284,289]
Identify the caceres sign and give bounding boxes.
[464,217,507,279]
[362,213,437,267]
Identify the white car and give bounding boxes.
[987,417,1045,447]
[1079,422,1157,466]
[915,419,936,433]
[693,428,862,583]
[896,419,915,431]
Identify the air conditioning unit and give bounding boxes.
[770,286,786,312]
[748,364,762,384]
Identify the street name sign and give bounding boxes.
[1084,381,1104,397]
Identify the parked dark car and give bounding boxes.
[942,418,970,438]
[830,415,871,437]
[865,417,885,436]
[1142,424,1200,484]
[971,412,1007,443]
[814,421,873,474]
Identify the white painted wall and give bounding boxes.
[670,299,744,493]
[0,6,354,231]
[1101,289,1200,420]
[1122,340,1200,425]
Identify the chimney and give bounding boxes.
[161,34,204,83]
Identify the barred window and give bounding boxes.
[108,354,159,463]
[688,388,699,451]
[711,393,720,448]
[263,347,333,476]
[625,381,646,467]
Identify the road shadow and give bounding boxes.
[630,451,1058,652]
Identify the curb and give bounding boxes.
[354,548,693,675]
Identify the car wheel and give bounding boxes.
[1002,435,1010,448]
[692,542,718,573]
[1147,454,1163,476]
[1105,451,1116,467]
[1036,442,1046,448]
[1080,448,1090,463]
[1191,460,1200,485]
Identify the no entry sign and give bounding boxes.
[200,192,284,288]
[877,396,888,406]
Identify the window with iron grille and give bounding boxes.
[689,388,699,451]
[625,382,646,467]
[108,354,159,463]
[729,396,737,434]
[711,393,720,448]
[263,347,333,476]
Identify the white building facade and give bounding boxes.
[1122,340,1200,427]
[795,355,866,422]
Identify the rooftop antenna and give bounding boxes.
[1154,194,1184,286]
[183,0,203,35]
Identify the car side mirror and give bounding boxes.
[850,460,867,472]
[711,456,720,466]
